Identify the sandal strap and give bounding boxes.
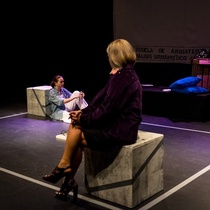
[53,165,71,173]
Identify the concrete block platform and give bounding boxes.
[56,130,164,208]
[84,130,164,208]
[27,85,52,117]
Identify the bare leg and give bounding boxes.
[69,147,83,180]
[55,125,86,200]
[42,123,87,184]
[58,124,87,172]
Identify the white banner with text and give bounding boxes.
[135,47,207,64]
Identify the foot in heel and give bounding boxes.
[55,179,78,202]
[42,166,71,183]
[72,183,78,203]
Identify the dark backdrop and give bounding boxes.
[2,2,113,104]
[2,2,193,105]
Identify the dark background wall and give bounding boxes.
[2,2,193,104]
[2,2,114,103]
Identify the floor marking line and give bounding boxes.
[138,165,210,210]
[1,165,210,210]
[0,112,27,119]
[1,113,209,135]
[0,167,123,210]
[141,122,210,134]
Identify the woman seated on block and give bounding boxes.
[49,75,88,123]
[42,39,142,202]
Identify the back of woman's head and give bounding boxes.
[106,39,136,69]
[50,75,63,88]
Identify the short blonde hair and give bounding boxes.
[106,39,136,69]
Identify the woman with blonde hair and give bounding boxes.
[42,39,142,201]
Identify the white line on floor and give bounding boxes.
[141,122,210,134]
[0,167,123,210]
[0,112,28,119]
[138,165,210,210]
[1,165,210,210]
[0,112,210,134]
[1,112,210,134]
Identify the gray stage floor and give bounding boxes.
[0,102,210,210]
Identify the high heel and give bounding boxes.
[42,166,71,183]
[55,179,78,202]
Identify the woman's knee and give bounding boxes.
[81,133,88,147]
[72,90,80,96]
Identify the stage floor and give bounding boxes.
[0,102,210,210]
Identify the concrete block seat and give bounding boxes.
[84,130,164,208]
[56,130,164,208]
[26,85,52,117]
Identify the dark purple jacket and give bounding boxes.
[80,65,142,144]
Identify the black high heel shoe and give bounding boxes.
[42,166,71,183]
[55,178,78,202]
